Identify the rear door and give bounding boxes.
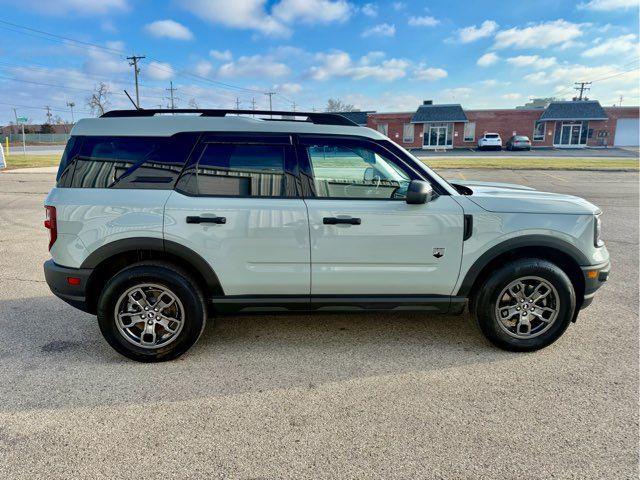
[297,136,464,296]
[164,133,310,296]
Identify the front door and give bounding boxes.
[425,125,448,148]
[560,123,583,146]
[298,136,464,296]
[164,134,310,296]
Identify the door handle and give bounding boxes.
[186,216,227,224]
[323,217,361,225]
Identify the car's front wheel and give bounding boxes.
[97,261,207,362]
[473,258,576,352]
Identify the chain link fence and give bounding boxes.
[1,133,71,144]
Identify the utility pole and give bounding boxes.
[66,101,75,123]
[574,82,591,101]
[45,105,53,124]
[618,95,623,107]
[265,91,276,118]
[235,97,241,110]
[166,81,177,110]
[291,101,296,112]
[127,55,146,108]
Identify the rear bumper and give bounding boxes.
[580,261,610,309]
[43,260,94,313]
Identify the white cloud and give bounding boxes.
[218,55,291,78]
[506,55,557,69]
[441,87,473,100]
[523,63,640,88]
[501,93,521,100]
[19,0,128,15]
[308,51,408,82]
[145,61,175,81]
[582,34,638,57]
[362,23,395,37]
[392,2,405,10]
[455,20,498,43]
[210,49,233,61]
[494,20,584,49]
[274,82,303,94]
[362,3,377,16]
[477,52,499,67]
[83,41,129,76]
[408,16,439,27]
[183,0,351,37]
[193,60,214,76]
[144,20,194,40]
[182,0,290,36]
[578,0,637,10]
[414,66,448,81]
[273,0,352,24]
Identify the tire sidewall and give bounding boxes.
[97,265,206,362]
[476,259,576,351]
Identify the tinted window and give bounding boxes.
[56,136,83,186]
[69,134,195,189]
[183,143,288,197]
[307,144,410,199]
[485,134,499,139]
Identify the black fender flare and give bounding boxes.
[456,235,589,297]
[81,237,223,294]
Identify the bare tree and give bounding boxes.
[325,98,358,112]
[188,98,200,109]
[87,82,111,116]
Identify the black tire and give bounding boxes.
[473,258,576,352]
[97,261,207,362]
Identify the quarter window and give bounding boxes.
[187,144,288,197]
[306,144,411,199]
[533,121,545,141]
[463,122,476,142]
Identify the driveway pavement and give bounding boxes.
[412,146,639,158]
[0,168,637,479]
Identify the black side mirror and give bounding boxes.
[406,180,433,204]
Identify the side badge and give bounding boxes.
[433,247,445,259]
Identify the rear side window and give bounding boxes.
[66,134,196,189]
[176,143,295,197]
[56,136,83,186]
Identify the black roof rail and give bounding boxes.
[100,109,360,126]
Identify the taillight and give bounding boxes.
[44,205,57,251]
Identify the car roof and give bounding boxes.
[71,114,387,140]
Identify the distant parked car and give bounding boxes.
[506,135,532,151]
[478,133,502,150]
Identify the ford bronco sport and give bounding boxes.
[44,109,610,362]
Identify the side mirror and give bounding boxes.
[363,167,375,182]
[406,180,433,204]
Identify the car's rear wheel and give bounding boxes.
[97,262,207,362]
[473,258,576,352]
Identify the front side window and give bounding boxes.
[306,143,411,199]
[533,121,545,141]
[464,122,476,142]
[182,143,288,197]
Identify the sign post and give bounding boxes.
[0,142,5,170]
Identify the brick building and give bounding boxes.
[367,100,639,149]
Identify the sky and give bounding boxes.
[0,0,638,124]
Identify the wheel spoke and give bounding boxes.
[157,317,180,334]
[530,307,556,323]
[128,288,150,309]
[499,305,520,320]
[151,292,175,312]
[516,315,531,335]
[140,321,157,346]
[508,282,526,302]
[119,312,142,328]
[529,284,551,303]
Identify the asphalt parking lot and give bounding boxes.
[412,146,639,158]
[0,167,637,479]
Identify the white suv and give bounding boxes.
[478,133,502,150]
[44,109,609,362]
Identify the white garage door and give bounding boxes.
[614,118,639,146]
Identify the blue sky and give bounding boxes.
[0,0,638,124]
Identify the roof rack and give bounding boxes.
[100,109,359,126]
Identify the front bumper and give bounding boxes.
[43,260,94,313]
[580,260,610,309]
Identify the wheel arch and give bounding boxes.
[82,238,223,313]
[458,235,587,306]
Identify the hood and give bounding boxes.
[453,181,601,215]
